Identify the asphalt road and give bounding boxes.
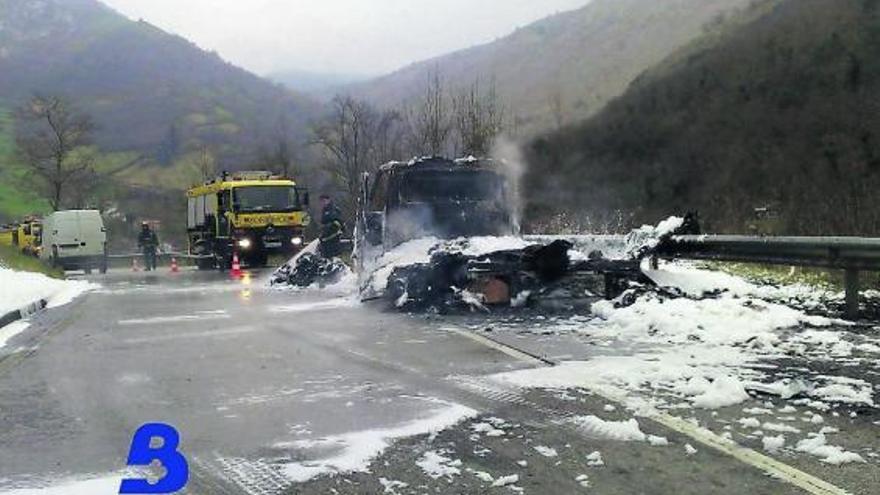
[0,268,876,494]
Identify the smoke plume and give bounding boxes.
[491,137,527,235]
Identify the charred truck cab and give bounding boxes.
[186,171,310,269]
[359,157,514,250]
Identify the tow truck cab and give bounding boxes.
[358,157,515,250]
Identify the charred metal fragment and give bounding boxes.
[385,239,654,313]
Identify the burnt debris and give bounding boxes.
[385,239,653,313]
[270,252,348,288]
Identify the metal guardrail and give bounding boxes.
[660,236,880,270]
[656,235,880,319]
[526,233,880,319]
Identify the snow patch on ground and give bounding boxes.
[0,267,97,316]
[0,321,31,350]
[416,451,462,479]
[533,445,558,457]
[279,398,477,482]
[0,473,123,494]
[686,375,750,409]
[471,422,505,437]
[795,433,865,465]
[487,259,879,472]
[585,451,604,467]
[810,376,875,406]
[570,415,651,443]
[378,477,408,494]
[491,474,519,487]
[763,435,786,453]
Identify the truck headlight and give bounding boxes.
[291,237,303,246]
[238,238,252,249]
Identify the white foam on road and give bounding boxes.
[277,398,478,482]
[415,450,462,479]
[0,267,97,316]
[0,321,31,350]
[268,296,360,314]
[0,473,122,495]
[795,433,866,465]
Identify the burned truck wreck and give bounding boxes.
[357,156,515,250]
[353,156,696,312]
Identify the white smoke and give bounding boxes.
[491,137,527,235]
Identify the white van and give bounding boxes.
[41,210,108,273]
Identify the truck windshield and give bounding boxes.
[233,186,300,212]
[400,170,505,203]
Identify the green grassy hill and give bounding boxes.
[0,107,50,222]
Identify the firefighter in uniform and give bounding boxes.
[318,195,345,259]
[138,221,159,271]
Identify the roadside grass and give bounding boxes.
[0,105,51,221]
[705,261,880,292]
[0,245,64,279]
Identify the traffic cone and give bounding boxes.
[230,252,242,279]
[131,258,141,272]
[170,257,179,273]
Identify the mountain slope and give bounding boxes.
[346,0,752,135]
[0,0,321,166]
[524,0,880,236]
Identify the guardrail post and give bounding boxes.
[844,267,860,320]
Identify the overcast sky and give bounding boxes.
[99,0,591,77]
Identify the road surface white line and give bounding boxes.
[123,326,259,344]
[118,313,231,325]
[448,327,850,495]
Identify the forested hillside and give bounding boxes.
[347,0,752,136]
[0,0,320,157]
[525,0,880,236]
[0,0,322,233]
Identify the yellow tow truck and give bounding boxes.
[186,171,310,269]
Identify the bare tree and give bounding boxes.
[372,109,405,166]
[15,94,96,210]
[404,68,453,156]
[196,145,216,181]
[452,78,506,157]
[268,114,296,177]
[312,96,380,210]
[312,96,407,211]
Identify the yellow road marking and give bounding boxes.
[449,327,850,495]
